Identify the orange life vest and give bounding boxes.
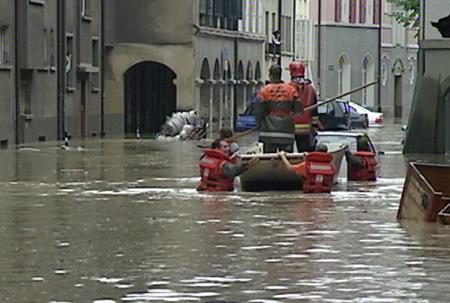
[348,151,377,181]
[197,149,234,192]
[303,152,335,193]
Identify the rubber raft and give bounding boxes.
[238,147,345,191]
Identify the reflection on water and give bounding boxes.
[1,125,450,302]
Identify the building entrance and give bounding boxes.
[124,62,176,138]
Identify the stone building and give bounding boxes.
[309,0,417,122]
[0,0,103,147]
[103,0,267,138]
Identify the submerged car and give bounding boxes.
[348,101,384,127]
[235,99,369,132]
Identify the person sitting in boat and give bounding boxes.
[219,127,240,158]
[278,143,328,178]
[344,137,377,181]
[197,139,258,192]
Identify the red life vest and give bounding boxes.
[303,152,335,193]
[348,151,377,181]
[289,82,318,135]
[197,149,234,192]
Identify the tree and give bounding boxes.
[387,0,420,29]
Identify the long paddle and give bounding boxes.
[232,80,379,140]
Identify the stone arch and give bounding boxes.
[124,61,176,137]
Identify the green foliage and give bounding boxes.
[386,0,420,28]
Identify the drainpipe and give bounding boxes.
[377,0,382,112]
[57,0,66,141]
[14,0,20,145]
[317,0,322,96]
[100,0,105,137]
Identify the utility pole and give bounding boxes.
[317,0,322,96]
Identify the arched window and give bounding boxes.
[338,54,351,100]
[362,55,375,106]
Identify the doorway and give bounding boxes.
[394,75,403,121]
[124,62,177,138]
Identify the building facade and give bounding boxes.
[309,0,418,122]
[103,0,267,138]
[0,0,103,148]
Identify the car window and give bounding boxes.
[349,105,358,113]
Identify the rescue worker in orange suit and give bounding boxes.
[256,64,303,153]
[197,139,258,192]
[288,61,319,152]
[278,144,329,179]
[345,136,378,181]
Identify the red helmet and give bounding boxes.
[289,61,305,77]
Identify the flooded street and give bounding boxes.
[2,124,450,303]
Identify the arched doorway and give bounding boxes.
[124,61,177,138]
[338,54,351,100]
[392,59,405,120]
[362,54,375,107]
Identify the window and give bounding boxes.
[361,55,375,106]
[281,15,292,53]
[92,38,99,67]
[335,0,342,22]
[373,0,380,24]
[81,0,90,17]
[49,28,55,67]
[349,0,357,23]
[359,0,367,23]
[0,25,9,64]
[200,0,242,30]
[66,35,74,88]
[43,28,48,66]
[200,0,214,27]
[91,38,99,89]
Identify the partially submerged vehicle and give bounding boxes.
[315,131,381,180]
[238,146,345,192]
[397,162,450,224]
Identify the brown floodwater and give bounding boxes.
[1,124,450,303]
